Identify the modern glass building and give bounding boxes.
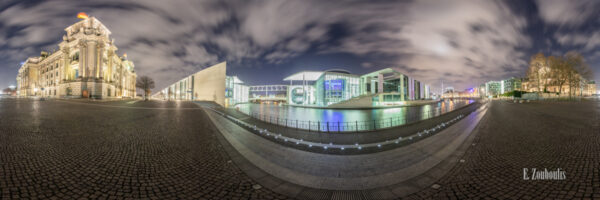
[283,71,321,106]
[284,70,360,106]
[480,78,523,97]
[501,77,522,93]
[225,76,249,107]
[287,85,315,105]
[155,64,430,108]
[315,70,360,106]
[360,68,430,103]
[249,85,288,103]
[485,81,502,97]
[284,68,430,107]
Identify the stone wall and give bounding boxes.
[60,82,82,97]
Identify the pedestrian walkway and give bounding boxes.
[204,102,488,199]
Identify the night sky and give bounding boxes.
[1,0,600,92]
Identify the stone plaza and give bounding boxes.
[1,98,599,199]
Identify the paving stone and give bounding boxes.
[406,100,600,199]
[0,99,292,200]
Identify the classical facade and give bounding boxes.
[522,53,595,96]
[16,16,136,99]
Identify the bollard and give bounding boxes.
[308,121,311,132]
[296,119,299,130]
[355,121,358,132]
[327,122,330,133]
[338,122,340,133]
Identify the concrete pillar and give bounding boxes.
[377,74,384,94]
[400,75,405,101]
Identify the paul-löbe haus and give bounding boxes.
[16,15,137,99]
[153,63,432,108]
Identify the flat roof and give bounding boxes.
[283,71,324,81]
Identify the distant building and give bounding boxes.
[502,77,522,93]
[284,69,360,106]
[522,53,595,96]
[586,81,596,96]
[156,66,432,107]
[444,87,454,94]
[226,76,249,106]
[485,81,502,97]
[441,87,478,98]
[360,68,428,101]
[283,68,431,107]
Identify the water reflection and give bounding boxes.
[235,99,473,132]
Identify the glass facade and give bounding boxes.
[283,68,431,107]
[372,93,405,106]
[359,68,431,101]
[287,85,316,105]
[225,76,249,106]
[502,78,522,93]
[485,81,502,96]
[315,72,360,106]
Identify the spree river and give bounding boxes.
[234,99,474,132]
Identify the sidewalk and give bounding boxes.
[204,101,489,199]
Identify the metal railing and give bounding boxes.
[203,104,486,151]
[241,102,475,133]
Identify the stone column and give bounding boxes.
[96,43,105,79]
[107,51,113,82]
[61,48,69,81]
[86,40,97,78]
[78,40,86,79]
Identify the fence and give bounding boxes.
[243,102,475,133]
[205,105,471,150]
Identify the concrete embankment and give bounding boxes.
[204,102,489,199]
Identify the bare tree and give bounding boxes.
[562,52,591,98]
[136,76,155,101]
[2,88,15,96]
[547,56,570,94]
[526,53,548,92]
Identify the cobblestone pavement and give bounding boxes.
[407,100,600,200]
[0,99,292,200]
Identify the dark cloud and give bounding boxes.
[0,0,599,92]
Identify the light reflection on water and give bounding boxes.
[235,99,473,127]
